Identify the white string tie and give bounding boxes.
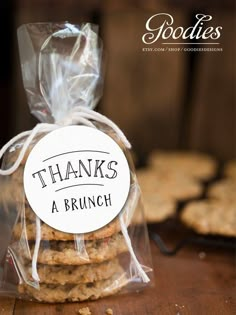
[0,106,131,176]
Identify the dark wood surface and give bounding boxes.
[0,226,235,315]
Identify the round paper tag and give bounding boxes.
[23,126,130,234]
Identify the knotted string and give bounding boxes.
[0,106,131,176]
[0,106,149,283]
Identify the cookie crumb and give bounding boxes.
[199,252,206,260]
[77,307,92,315]
[106,308,113,315]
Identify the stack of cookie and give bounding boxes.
[137,151,217,224]
[7,147,131,303]
[13,203,129,302]
[13,201,130,302]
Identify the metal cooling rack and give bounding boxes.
[150,231,236,256]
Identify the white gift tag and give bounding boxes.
[23,126,130,234]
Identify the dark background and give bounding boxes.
[0,0,235,165]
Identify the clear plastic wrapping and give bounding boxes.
[0,23,152,303]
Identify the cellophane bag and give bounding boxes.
[0,23,153,303]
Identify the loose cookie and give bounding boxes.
[224,160,236,179]
[181,201,236,237]
[137,168,203,201]
[149,151,217,181]
[207,179,236,202]
[142,193,176,223]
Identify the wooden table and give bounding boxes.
[0,223,235,315]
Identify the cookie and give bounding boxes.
[13,182,139,241]
[18,271,127,303]
[27,259,122,285]
[142,193,176,223]
[19,233,128,265]
[224,160,236,179]
[10,166,24,184]
[149,151,217,181]
[137,168,203,201]
[13,217,122,241]
[13,177,139,241]
[0,177,24,204]
[207,179,236,202]
[181,201,236,237]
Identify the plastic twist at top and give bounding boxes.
[17,22,103,123]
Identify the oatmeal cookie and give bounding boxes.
[149,151,217,181]
[142,193,176,223]
[13,217,122,242]
[137,168,203,201]
[181,201,236,237]
[224,160,236,179]
[18,271,127,303]
[207,179,236,202]
[19,233,128,265]
[27,259,122,285]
